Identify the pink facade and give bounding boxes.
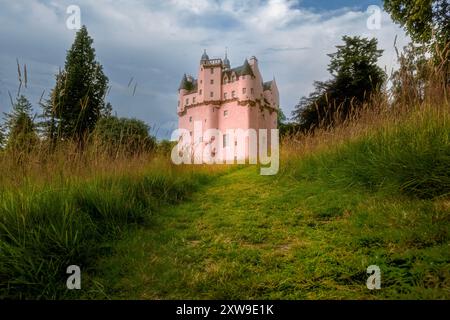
[177,51,279,161]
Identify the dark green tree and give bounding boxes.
[43,25,109,145]
[292,36,385,130]
[93,116,156,156]
[3,95,38,152]
[277,108,286,127]
[157,139,176,157]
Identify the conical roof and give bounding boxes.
[179,73,189,90]
[239,59,253,76]
[223,50,230,69]
[201,49,209,61]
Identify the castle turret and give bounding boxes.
[179,73,188,92]
[239,59,254,77]
[200,49,209,63]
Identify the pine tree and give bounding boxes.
[43,25,109,145]
[292,36,385,130]
[3,95,38,152]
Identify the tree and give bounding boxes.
[93,116,156,156]
[157,139,176,156]
[292,36,385,130]
[3,95,38,152]
[383,0,449,46]
[43,25,109,145]
[384,0,449,86]
[277,108,286,127]
[391,43,431,106]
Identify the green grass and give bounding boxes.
[289,106,450,199]
[1,105,449,299]
[0,164,216,299]
[87,167,449,299]
[83,105,449,300]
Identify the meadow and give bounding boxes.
[0,95,448,299]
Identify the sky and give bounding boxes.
[0,0,410,139]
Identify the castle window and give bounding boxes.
[223,134,229,147]
[210,68,214,74]
[193,97,196,103]
[224,92,228,99]
[200,80,202,84]
[242,88,247,94]
[251,88,254,94]
[189,116,192,122]
[199,89,202,95]
[231,91,235,98]
[224,110,228,118]
[210,79,214,84]
[186,98,189,105]
[210,92,214,98]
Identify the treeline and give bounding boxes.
[1,26,158,158]
[279,0,449,135]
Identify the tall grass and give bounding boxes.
[282,42,450,199]
[0,141,228,299]
[285,103,449,198]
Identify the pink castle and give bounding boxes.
[177,50,279,161]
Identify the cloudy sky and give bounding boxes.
[0,0,410,139]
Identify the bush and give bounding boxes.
[93,116,156,156]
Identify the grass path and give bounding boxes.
[92,166,449,299]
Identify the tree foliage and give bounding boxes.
[93,116,156,156]
[2,95,38,152]
[292,36,385,131]
[384,0,449,86]
[383,0,449,46]
[43,26,109,144]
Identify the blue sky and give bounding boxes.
[0,0,409,139]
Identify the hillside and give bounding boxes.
[1,103,448,299]
[84,105,449,299]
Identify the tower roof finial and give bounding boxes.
[223,47,230,69]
